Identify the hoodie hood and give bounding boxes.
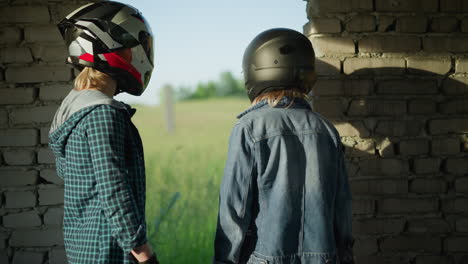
[48,89,130,168]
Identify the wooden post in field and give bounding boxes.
[164,85,175,133]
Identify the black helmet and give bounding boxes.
[57,1,154,96]
[242,28,317,101]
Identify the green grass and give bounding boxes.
[133,98,251,264]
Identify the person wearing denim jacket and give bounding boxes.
[214,28,355,264]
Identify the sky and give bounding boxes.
[115,0,308,105]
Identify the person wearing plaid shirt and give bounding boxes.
[49,2,159,263]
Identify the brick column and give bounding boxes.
[0,1,100,263]
[305,0,468,263]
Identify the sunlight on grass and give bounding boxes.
[133,98,251,263]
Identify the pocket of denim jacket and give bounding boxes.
[247,255,268,264]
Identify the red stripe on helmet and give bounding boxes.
[79,53,94,62]
[103,52,142,85]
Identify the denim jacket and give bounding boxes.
[214,97,354,264]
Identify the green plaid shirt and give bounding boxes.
[49,104,147,264]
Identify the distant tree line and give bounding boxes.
[173,71,245,100]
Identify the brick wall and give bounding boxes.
[0,1,99,263]
[305,0,468,263]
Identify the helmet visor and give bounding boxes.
[139,31,153,66]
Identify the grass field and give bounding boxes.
[133,97,251,264]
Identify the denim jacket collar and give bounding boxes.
[237,96,312,119]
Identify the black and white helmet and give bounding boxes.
[58,1,154,96]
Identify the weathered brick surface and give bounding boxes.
[413,158,441,174]
[432,138,460,155]
[424,37,468,53]
[0,88,37,105]
[10,229,63,247]
[375,0,438,12]
[396,16,428,33]
[310,37,355,56]
[0,169,37,187]
[455,178,468,193]
[407,57,452,75]
[414,255,454,264]
[445,237,468,252]
[4,211,42,228]
[400,139,429,155]
[359,158,407,176]
[10,105,59,125]
[351,179,408,194]
[408,99,437,115]
[410,179,448,194]
[429,118,468,135]
[353,218,405,234]
[353,237,378,255]
[44,207,63,226]
[313,98,346,117]
[0,6,50,23]
[3,149,36,165]
[40,169,63,185]
[348,99,406,116]
[379,198,439,214]
[49,247,67,264]
[344,58,406,75]
[315,57,341,75]
[313,79,372,97]
[5,65,71,83]
[37,147,55,164]
[346,15,376,32]
[334,121,370,138]
[38,186,64,205]
[0,27,21,44]
[0,129,38,147]
[443,198,468,213]
[381,236,441,252]
[456,218,468,232]
[0,47,34,64]
[4,191,36,208]
[31,44,68,63]
[353,199,375,215]
[446,158,468,175]
[306,0,373,15]
[0,109,7,127]
[440,99,468,114]
[441,0,468,12]
[443,76,468,95]
[407,218,451,234]
[11,251,44,264]
[376,120,422,136]
[24,25,63,43]
[377,80,437,95]
[359,36,421,53]
[431,17,459,32]
[304,18,341,35]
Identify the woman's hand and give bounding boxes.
[131,243,158,263]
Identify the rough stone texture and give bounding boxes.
[0,129,38,147]
[346,15,376,32]
[10,105,59,125]
[375,0,438,12]
[11,251,44,264]
[4,191,36,209]
[6,65,71,83]
[0,88,37,105]
[44,207,64,226]
[40,169,63,185]
[10,229,63,247]
[39,83,72,101]
[3,211,42,228]
[37,147,56,164]
[0,169,38,187]
[424,37,468,53]
[38,186,64,205]
[407,57,452,75]
[49,247,67,264]
[396,16,428,33]
[359,36,421,53]
[304,18,341,35]
[377,80,438,95]
[310,37,355,56]
[3,149,36,165]
[431,17,459,33]
[344,58,406,75]
[378,198,439,214]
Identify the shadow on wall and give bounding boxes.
[310,62,468,263]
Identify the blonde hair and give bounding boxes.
[252,89,308,107]
[74,67,112,91]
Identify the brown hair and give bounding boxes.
[74,67,112,91]
[252,89,308,107]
